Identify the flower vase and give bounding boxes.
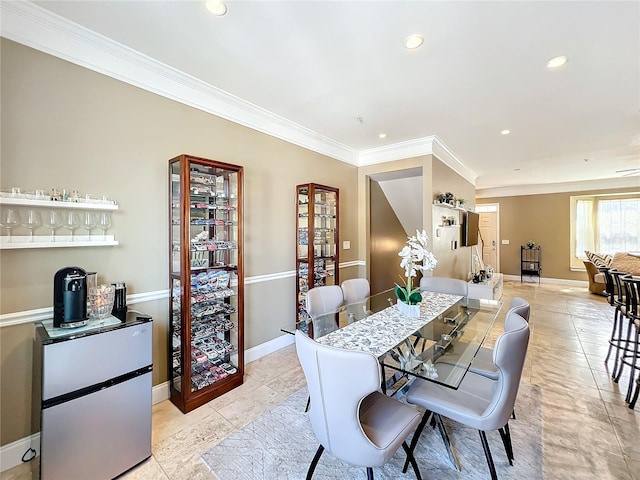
[397,299,420,318]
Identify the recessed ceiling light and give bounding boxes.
[546,55,568,69]
[404,34,424,50]
[378,133,387,139]
[205,0,227,16]
[501,129,511,135]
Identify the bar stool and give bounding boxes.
[604,269,628,377]
[617,275,640,409]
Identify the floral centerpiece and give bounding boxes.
[395,230,437,316]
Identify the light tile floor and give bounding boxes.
[3,280,638,479]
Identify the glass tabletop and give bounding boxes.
[281,288,502,389]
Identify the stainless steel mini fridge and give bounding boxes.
[33,311,153,480]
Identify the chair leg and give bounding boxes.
[498,423,514,465]
[401,441,422,480]
[402,410,431,473]
[614,315,632,382]
[630,376,639,409]
[624,328,639,403]
[366,467,374,480]
[433,414,461,471]
[306,445,324,480]
[305,395,310,412]
[479,430,498,480]
[605,306,621,364]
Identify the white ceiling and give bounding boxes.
[5,1,640,194]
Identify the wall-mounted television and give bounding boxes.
[462,211,479,246]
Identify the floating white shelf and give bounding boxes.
[0,235,118,250]
[433,201,468,211]
[0,197,118,210]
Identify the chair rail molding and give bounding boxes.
[0,262,367,327]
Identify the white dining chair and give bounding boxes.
[468,297,530,380]
[295,331,423,480]
[403,311,530,480]
[341,278,371,321]
[420,276,468,297]
[305,285,344,338]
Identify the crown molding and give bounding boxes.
[476,175,640,198]
[0,1,357,165]
[0,2,477,182]
[359,136,478,185]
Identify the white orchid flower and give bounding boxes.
[396,229,438,305]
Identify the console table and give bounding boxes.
[467,273,503,300]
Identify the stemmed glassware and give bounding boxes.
[44,210,62,242]
[82,212,97,239]
[1,208,19,241]
[21,209,42,242]
[97,212,111,240]
[64,211,81,241]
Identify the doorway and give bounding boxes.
[476,204,500,272]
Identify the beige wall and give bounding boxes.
[358,156,475,287]
[431,158,475,279]
[0,39,359,445]
[477,186,639,280]
[358,157,429,276]
[369,180,407,294]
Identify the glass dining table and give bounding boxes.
[281,288,503,392]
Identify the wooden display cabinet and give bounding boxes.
[295,183,339,329]
[168,154,243,413]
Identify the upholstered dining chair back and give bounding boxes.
[420,276,468,297]
[508,297,530,322]
[341,278,370,304]
[305,285,344,337]
[466,297,531,382]
[341,278,371,322]
[306,285,344,318]
[482,312,530,430]
[295,331,420,470]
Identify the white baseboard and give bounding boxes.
[502,274,588,288]
[0,433,39,473]
[152,380,170,405]
[245,333,294,363]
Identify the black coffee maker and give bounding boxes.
[53,266,88,328]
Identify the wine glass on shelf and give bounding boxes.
[1,208,19,242]
[64,211,81,241]
[82,212,97,240]
[21,209,42,242]
[97,212,111,240]
[43,210,62,242]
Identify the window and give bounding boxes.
[475,204,497,213]
[571,193,640,269]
